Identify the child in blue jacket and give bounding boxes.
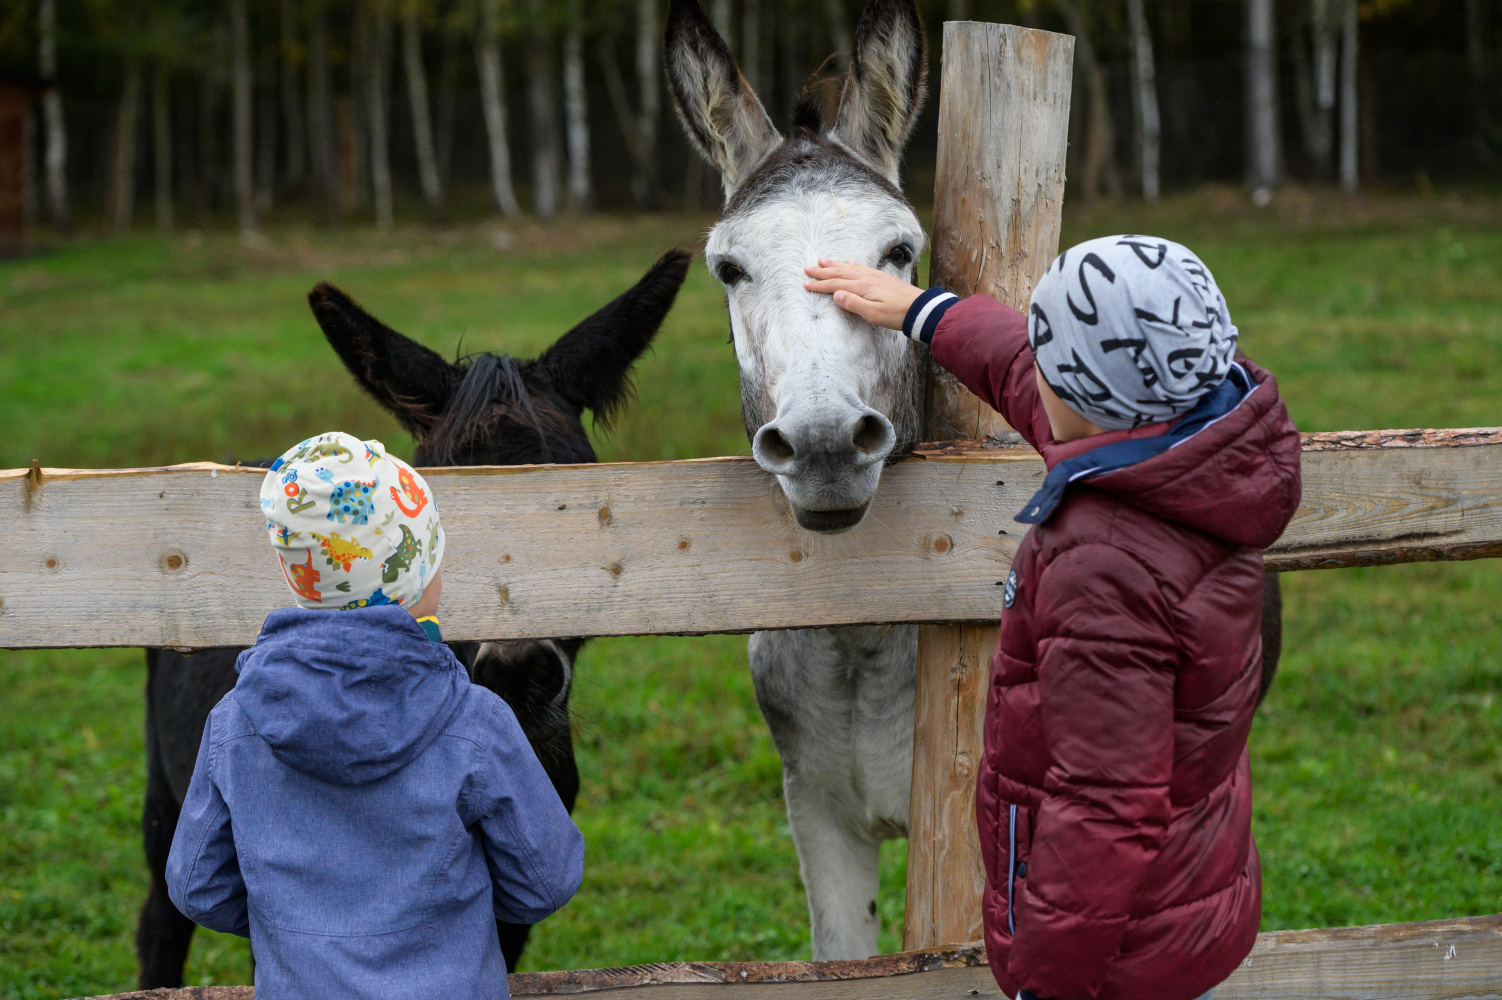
[167,431,583,1000]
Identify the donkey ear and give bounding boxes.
[664,0,781,194]
[830,0,927,184]
[535,249,692,425]
[307,282,460,437]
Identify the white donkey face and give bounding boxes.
[666,0,928,532]
[706,185,925,529]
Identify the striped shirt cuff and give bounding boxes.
[902,287,960,344]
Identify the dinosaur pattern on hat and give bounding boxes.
[262,431,445,610]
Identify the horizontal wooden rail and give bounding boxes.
[69,913,1502,1000]
[4,428,1499,649]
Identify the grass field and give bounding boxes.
[2,187,1500,999]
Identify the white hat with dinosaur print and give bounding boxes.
[260,430,445,611]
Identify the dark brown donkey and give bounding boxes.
[136,249,691,988]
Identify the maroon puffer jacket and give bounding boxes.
[929,295,1302,1000]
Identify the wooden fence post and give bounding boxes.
[904,21,1074,952]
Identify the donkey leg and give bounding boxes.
[496,919,533,972]
[136,682,196,989]
[1258,573,1283,707]
[783,767,882,960]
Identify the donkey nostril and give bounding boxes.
[759,427,796,464]
[852,414,891,455]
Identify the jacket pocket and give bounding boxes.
[1001,802,1033,936]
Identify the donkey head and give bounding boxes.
[306,248,691,808]
[666,0,927,532]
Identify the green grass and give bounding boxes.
[2,187,1500,998]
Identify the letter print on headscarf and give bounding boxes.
[1028,235,1239,431]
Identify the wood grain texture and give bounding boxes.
[4,430,1500,649]
[905,624,996,951]
[66,915,1502,998]
[1216,912,1502,1000]
[906,20,1075,954]
[1,453,1034,649]
[923,20,1074,444]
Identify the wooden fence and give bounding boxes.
[10,19,1501,1000]
[3,428,1501,651]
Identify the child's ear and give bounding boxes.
[308,282,461,437]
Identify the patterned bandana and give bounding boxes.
[260,431,445,611]
[1028,235,1238,431]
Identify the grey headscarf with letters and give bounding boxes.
[1027,235,1238,431]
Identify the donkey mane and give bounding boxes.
[725,130,909,216]
[424,353,555,465]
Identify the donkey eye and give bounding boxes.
[716,261,748,287]
[881,244,915,270]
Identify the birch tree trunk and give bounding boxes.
[633,0,660,208]
[153,64,173,232]
[563,21,592,211]
[280,0,307,189]
[369,0,394,229]
[1245,0,1281,195]
[1339,0,1358,191]
[309,5,342,223]
[110,55,143,233]
[526,0,560,217]
[476,0,520,217]
[1126,0,1161,200]
[231,0,258,237]
[38,0,71,230]
[403,1,445,218]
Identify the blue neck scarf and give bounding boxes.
[1015,364,1254,525]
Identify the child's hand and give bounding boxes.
[803,259,923,332]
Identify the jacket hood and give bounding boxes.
[233,605,469,785]
[1086,361,1303,548]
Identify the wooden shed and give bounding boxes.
[0,71,48,257]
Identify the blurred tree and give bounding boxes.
[403,0,445,218]
[37,0,70,229]
[108,53,142,232]
[308,1,342,223]
[152,60,172,231]
[1339,0,1357,190]
[1245,0,1281,195]
[279,0,308,191]
[563,0,591,210]
[1056,0,1120,204]
[368,0,396,228]
[526,0,560,215]
[1126,0,1160,200]
[475,0,521,216]
[230,0,257,236]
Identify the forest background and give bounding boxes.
[0,0,1498,232]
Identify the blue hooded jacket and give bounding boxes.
[166,605,584,1000]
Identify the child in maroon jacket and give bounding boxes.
[806,237,1302,1000]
